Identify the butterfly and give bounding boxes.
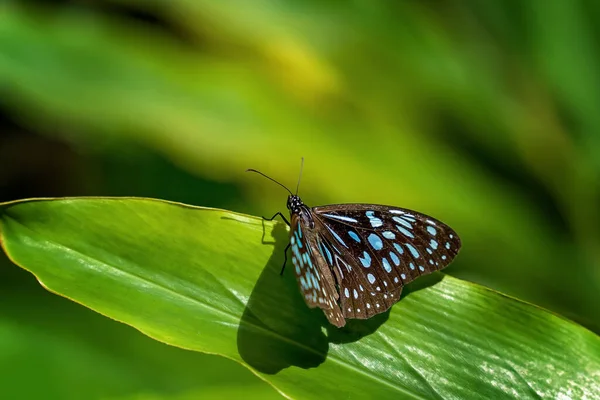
[247,159,461,327]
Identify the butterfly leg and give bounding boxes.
[262,212,291,274]
[280,243,291,275]
[263,212,290,226]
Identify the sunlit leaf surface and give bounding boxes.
[1,198,598,399]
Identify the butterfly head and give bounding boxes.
[287,195,304,215]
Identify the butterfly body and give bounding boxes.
[286,195,461,328]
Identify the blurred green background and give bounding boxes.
[1,0,599,398]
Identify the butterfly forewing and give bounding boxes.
[289,214,345,327]
[312,204,461,320]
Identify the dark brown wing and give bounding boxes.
[289,213,345,327]
[312,204,461,320]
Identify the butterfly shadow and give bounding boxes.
[236,220,329,374]
[236,219,407,373]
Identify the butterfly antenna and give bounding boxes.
[295,157,304,195]
[246,168,293,195]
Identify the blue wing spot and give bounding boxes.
[442,255,447,260]
[405,243,420,258]
[326,225,348,248]
[303,252,313,269]
[401,273,406,280]
[319,241,333,264]
[449,234,454,239]
[300,276,308,289]
[366,210,383,228]
[419,265,425,272]
[430,239,438,249]
[353,289,358,299]
[359,251,372,268]
[393,217,413,230]
[291,235,296,245]
[446,242,451,249]
[427,226,437,236]
[368,233,384,250]
[348,231,361,242]
[324,247,333,264]
[393,243,404,254]
[295,264,301,274]
[305,272,313,288]
[390,251,400,266]
[394,277,399,283]
[311,274,320,289]
[429,259,434,265]
[382,258,392,273]
[382,231,396,239]
[295,231,303,248]
[317,243,325,257]
[344,288,350,298]
[396,226,415,239]
[367,273,375,284]
[400,214,416,222]
[297,224,302,238]
[426,248,433,255]
[410,263,416,270]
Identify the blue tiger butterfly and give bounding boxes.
[248,159,461,327]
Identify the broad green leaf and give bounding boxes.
[1,198,598,399]
[0,316,278,400]
[0,256,280,400]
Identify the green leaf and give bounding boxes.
[0,255,280,400]
[1,198,598,399]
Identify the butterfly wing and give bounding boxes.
[312,204,461,320]
[289,213,346,327]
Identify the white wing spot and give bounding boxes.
[322,213,358,223]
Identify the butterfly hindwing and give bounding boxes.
[312,204,461,319]
[289,214,345,327]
